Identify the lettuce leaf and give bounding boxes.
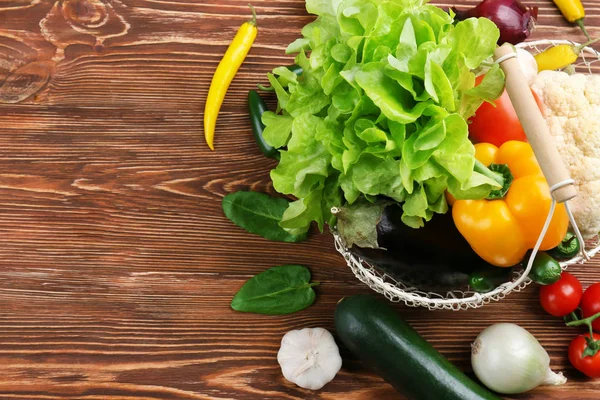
[263,0,504,233]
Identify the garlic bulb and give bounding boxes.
[277,327,342,390]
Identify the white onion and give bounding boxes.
[471,323,566,394]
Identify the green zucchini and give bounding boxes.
[334,295,501,400]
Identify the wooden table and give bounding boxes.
[0,0,599,398]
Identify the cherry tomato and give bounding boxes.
[468,76,543,147]
[581,283,600,332]
[539,271,582,317]
[569,333,600,378]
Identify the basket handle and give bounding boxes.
[493,43,577,203]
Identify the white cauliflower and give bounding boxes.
[531,70,600,238]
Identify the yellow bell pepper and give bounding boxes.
[452,141,569,267]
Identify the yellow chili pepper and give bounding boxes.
[204,5,258,150]
[452,141,569,267]
[534,37,600,72]
[552,0,590,39]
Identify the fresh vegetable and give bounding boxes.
[531,70,600,238]
[204,5,258,150]
[546,279,600,379]
[231,265,318,315]
[471,323,566,394]
[548,232,581,260]
[248,90,280,159]
[539,271,582,317]
[552,0,591,40]
[568,333,600,378]
[257,64,304,91]
[277,327,342,390]
[335,295,501,400]
[452,0,538,45]
[534,38,600,72]
[263,0,506,234]
[222,191,307,242]
[285,64,303,76]
[468,76,542,147]
[565,307,600,376]
[581,283,600,332]
[528,252,562,285]
[469,266,514,293]
[452,141,570,267]
[337,202,488,288]
[516,47,538,86]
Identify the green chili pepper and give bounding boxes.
[528,252,562,285]
[248,90,279,160]
[548,232,581,260]
[469,266,513,293]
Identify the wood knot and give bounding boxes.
[40,0,130,53]
[0,60,56,104]
[61,0,109,28]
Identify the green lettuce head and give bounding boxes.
[262,0,504,234]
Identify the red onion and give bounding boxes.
[452,0,538,45]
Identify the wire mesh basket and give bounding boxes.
[334,39,600,311]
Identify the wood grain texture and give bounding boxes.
[0,0,598,398]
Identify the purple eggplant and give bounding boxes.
[338,203,489,290]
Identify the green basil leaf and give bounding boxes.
[222,191,307,243]
[231,265,318,315]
